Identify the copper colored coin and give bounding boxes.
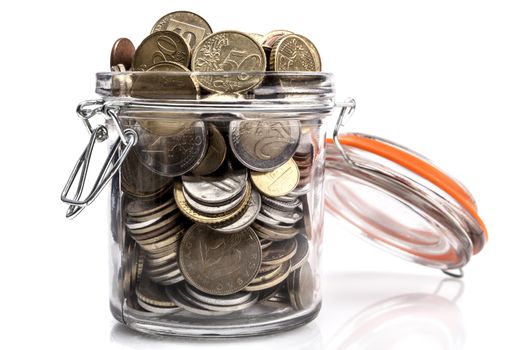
[110,38,135,70]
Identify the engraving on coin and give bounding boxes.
[110,38,135,70]
[179,224,262,295]
[175,181,252,224]
[192,31,266,93]
[132,31,190,71]
[192,125,227,176]
[135,121,208,176]
[151,11,213,49]
[182,164,247,204]
[229,119,300,171]
[250,159,300,197]
[270,34,321,72]
[210,189,261,233]
[131,62,199,99]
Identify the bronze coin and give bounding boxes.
[191,124,227,176]
[130,62,199,99]
[269,34,321,72]
[132,31,191,71]
[192,31,266,93]
[110,38,135,70]
[179,224,262,295]
[151,11,213,50]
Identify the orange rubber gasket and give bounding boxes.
[327,134,488,242]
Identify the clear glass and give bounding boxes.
[101,72,335,337]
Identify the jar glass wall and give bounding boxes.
[102,72,335,337]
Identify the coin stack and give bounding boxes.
[112,10,322,317]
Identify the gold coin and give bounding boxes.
[191,31,266,93]
[132,31,190,71]
[130,62,199,99]
[151,11,213,50]
[269,34,321,72]
[250,158,299,197]
[191,124,227,176]
[261,29,293,49]
[174,181,252,224]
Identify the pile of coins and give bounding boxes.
[114,11,321,317]
[110,10,321,97]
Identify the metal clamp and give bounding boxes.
[61,100,137,219]
[333,98,357,168]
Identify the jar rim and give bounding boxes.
[96,71,336,113]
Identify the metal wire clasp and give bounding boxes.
[61,100,137,219]
[333,98,357,167]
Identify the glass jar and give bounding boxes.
[61,71,487,337]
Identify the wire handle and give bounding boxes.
[61,100,137,219]
[333,98,357,168]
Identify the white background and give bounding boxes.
[0,0,523,349]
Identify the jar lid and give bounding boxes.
[325,133,487,271]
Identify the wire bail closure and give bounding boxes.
[61,100,137,219]
[333,98,357,168]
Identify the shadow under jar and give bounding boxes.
[96,71,336,337]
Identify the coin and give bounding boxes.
[165,286,232,316]
[126,196,174,218]
[262,238,298,265]
[121,147,174,199]
[192,31,266,93]
[260,204,303,225]
[135,121,208,176]
[262,195,301,212]
[110,38,135,70]
[182,163,247,204]
[151,11,212,49]
[290,234,309,271]
[184,283,253,306]
[252,221,299,241]
[288,262,314,310]
[209,189,261,233]
[132,31,191,71]
[136,277,178,308]
[182,185,244,216]
[179,224,262,295]
[229,120,300,171]
[245,260,291,292]
[261,30,294,49]
[130,62,199,99]
[250,159,300,197]
[175,181,252,225]
[180,283,258,312]
[269,34,321,72]
[191,125,227,176]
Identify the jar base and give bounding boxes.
[113,301,322,338]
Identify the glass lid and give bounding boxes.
[324,132,487,271]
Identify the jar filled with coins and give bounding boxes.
[62,10,487,338]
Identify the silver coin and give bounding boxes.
[260,205,303,225]
[252,222,300,241]
[261,196,301,212]
[166,286,232,316]
[290,234,309,272]
[128,213,180,235]
[288,262,314,310]
[181,287,258,312]
[136,298,180,314]
[184,284,253,306]
[289,183,311,196]
[229,120,301,171]
[145,259,179,276]
[210,190,261,233]
[126,197,174,218]
[135,121,208,176]
[245,260,291,292]
[182,164,247,204]
[182,185,244,215]
[260,239,273,249]
[256,212,295,230]
[126,202,177,224]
